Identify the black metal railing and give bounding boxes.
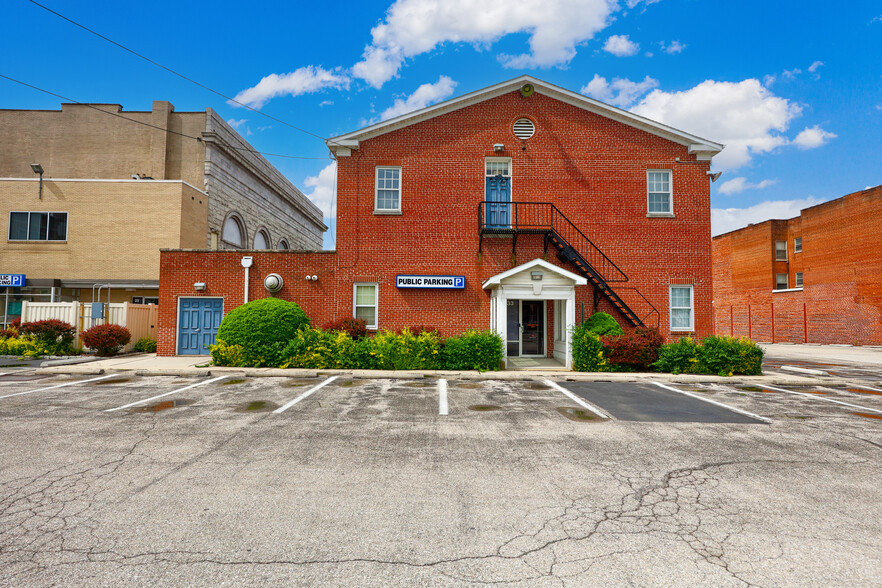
[479,201,628,283]
[615,287,660,328]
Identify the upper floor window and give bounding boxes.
[647,170,672,215]
[375,167,401,212]
[794,237,802,253]
[795,272,804,288]
[278,239,289,250]
[9,212,67,241]
[775,240,787,261]
[222,214,245,248]
[254,229,270,250]
[775,273,788,290]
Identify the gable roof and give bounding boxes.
[483,258,588,289]
[327,75,724,159]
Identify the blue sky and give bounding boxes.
[3,0,881,249]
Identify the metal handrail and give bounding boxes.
[479,201,628,283]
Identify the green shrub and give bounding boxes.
[582,312,624,337]
[440,330,503,371]
[695,335,764,376]
[82,324,131,356]
[652,337,701,374]
[653,336,763,376]
[280,329,358,369]
[372,328,443,370]
[209,339,246,367]
[0,335,45,357]
[133,337,157,353]
[216,298,310,367]
[571,322,608,372]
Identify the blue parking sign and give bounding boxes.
[0,274,25,287]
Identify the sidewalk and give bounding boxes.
[34,352,857,388]
[760,343,882,366]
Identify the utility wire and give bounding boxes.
[27,0,342,147]
[0,73,329,160]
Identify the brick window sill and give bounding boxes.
[647,213,675,218]
[373,210,402,216]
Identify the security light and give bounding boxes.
[708,171,723,183]
[30,163,44,175]
[193,282,207,291]
[493,144,505,152]
[531,271,543,281]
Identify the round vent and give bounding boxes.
[513,118,535,140]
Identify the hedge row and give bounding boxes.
[572,312,763,376]
[211,327,504,371]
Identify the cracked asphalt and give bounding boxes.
[0,372,880,587]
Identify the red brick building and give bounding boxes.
[158,76,724,366]
[712,185,882,345]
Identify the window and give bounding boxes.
[775,240,787,261]
[794,237,802,253]
[647,170,672,215]
[375,167,401,212]
[353,283,378,329]
[795,272,803,288]
[222,214,245,248]
[277,239,289,250]
[554,300,566,341]
[9,212,67,241]
[669,285,693,331]
[776,273,788,290]
[485,158,511,177]
[254,229,270,250]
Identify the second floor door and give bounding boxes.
[485,158,511,228]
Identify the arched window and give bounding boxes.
[222,214,245,248]
[254,229,270,250]
[278,239,289,250]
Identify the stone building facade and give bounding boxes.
[0,100,324,319]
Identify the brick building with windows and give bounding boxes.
[712,185,882,345]
[0,100,325,325]
[158,76,724,365]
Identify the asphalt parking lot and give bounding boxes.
[1,370,881,587]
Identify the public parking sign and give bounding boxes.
[396,275,465,289]
[0,274,25,287]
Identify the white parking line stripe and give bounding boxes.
[438,379,448,416]
[763,384,882,416]
[849,384,882,393]
[273,376,338,414]
[0,374,116,400]
[104,375,228,412]
[543,379,609,419]
[651,381,772,424]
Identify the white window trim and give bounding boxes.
[669,284,694,332]
[795,272,804,288]
[221,212,247,249]
[8,210,68,241]
[353,282,379,330]
[775,240,788,261]
[773,287,804,293]
[794,238,802,253]
[374,166,402,214]
[646,169,674,218]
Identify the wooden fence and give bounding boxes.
[20,301,157,351]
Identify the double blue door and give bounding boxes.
[485,174,511,228]
[178,298,223,355]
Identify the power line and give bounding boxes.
[27,0,342,147]
[0,73,329,161]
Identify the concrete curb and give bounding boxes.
[31,363,852,387]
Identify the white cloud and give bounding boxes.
[630,79,802,170]
[303,161,337,221]
[712,197,825,236]
[319,100,334,107]
[376,76,458,122]
[782,68,801,80]
[793,125,837,149]
[226,118,247,129]
[808,60,824,73]
[762,74,776,87]
[581,74,659,108]
[660,40,685,54]
[232,66,350,109]
[603,34,639,57]
[717,177,778,196]
[351,0,619,87]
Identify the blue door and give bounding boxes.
[485,174,511,228]
[178,298,223,355]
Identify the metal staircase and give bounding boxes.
[479,201,659,328]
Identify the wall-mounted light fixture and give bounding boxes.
[193,282,207,291]
[264,273,284,293]
[493,143,505,152]
[30,163,44,199]
[708,171,723,183]
[531,271,543,281]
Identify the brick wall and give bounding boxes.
[713,185,882,344]
[158,88,716,355]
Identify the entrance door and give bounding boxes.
[506,299,520,356]
[178,298,223,355]
[485,158,511,228]
[521,300,544,356]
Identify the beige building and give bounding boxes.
[0,100,325,323]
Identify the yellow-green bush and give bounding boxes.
[0,335,48,357]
